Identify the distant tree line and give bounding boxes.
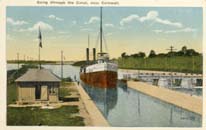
[121,46,201,58]
[7,60,58,64]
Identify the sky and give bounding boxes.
[6,7,202,61]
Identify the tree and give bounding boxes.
[130,52,146,58]
[181,46,187,55]
[138,52,146,58]
[156,53,167,57]
[148,50,156,58]
[130,53,139,58]
[121,52,127,58]
[186,49,199,56]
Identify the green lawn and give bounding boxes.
[7,106,84,126]
[7,83,85,126]
[7,83,17,105]
[7,82,85,126]
[59,87,71,98]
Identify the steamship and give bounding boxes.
[80,8,118,88]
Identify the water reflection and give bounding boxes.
[82,81,201,127]
[82,82,118,118]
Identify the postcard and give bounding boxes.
[0,0,205,129]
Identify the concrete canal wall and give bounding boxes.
[75,83,109,126]
[127,81,202,115]
[119,69,202,77]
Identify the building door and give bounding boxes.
[35,85,41,99]
[41,86,48,100]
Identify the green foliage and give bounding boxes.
[59,87,71,98]
[121,52,127,58]
[62,77,73,82]
[121,46,201,58]
[7,106,85,126]
[118,56,202,74]
[7,83,17,105]
[118,46,202,73]
[148,50,156,58]
[121,52,146,58]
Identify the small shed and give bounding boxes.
[15,69,61,104]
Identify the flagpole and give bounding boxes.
[39,45,41,69]
[17,52,19,71]
[61,50,63,80]
[38,26,42,69]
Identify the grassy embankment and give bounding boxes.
[118,56,202,74]
[72,56,202,74]
[7,65,84,126]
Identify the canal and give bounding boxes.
[82,82,201,127]
[7,64,202,127]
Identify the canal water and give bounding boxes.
[82,82,201,127]
[7,64,202,127]
[7,64,80,80]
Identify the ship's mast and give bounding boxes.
[88,34,90,49]
[100,7,103,55]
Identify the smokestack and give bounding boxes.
[93,48,96,61]
[86,48,89,63]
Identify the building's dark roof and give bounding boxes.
[15,69,61,82]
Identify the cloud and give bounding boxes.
[139,11,158,22]
[7,17,28,26]
[153,27,196,34]
[28,21,53,31]
[152,29,163,33]
[120,14,139,26]
[48,35,71,40]
[155,18,182,28]
[120,11,183,28]
[18,21,53,32]
[165,27,196,34]
[48,14,64,21]
[72,20,77,25]
[80,28,93,32]
[85,16,100,24]
[104,23,114,28]
[58,31,70,34]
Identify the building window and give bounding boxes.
[49,87,57,94]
